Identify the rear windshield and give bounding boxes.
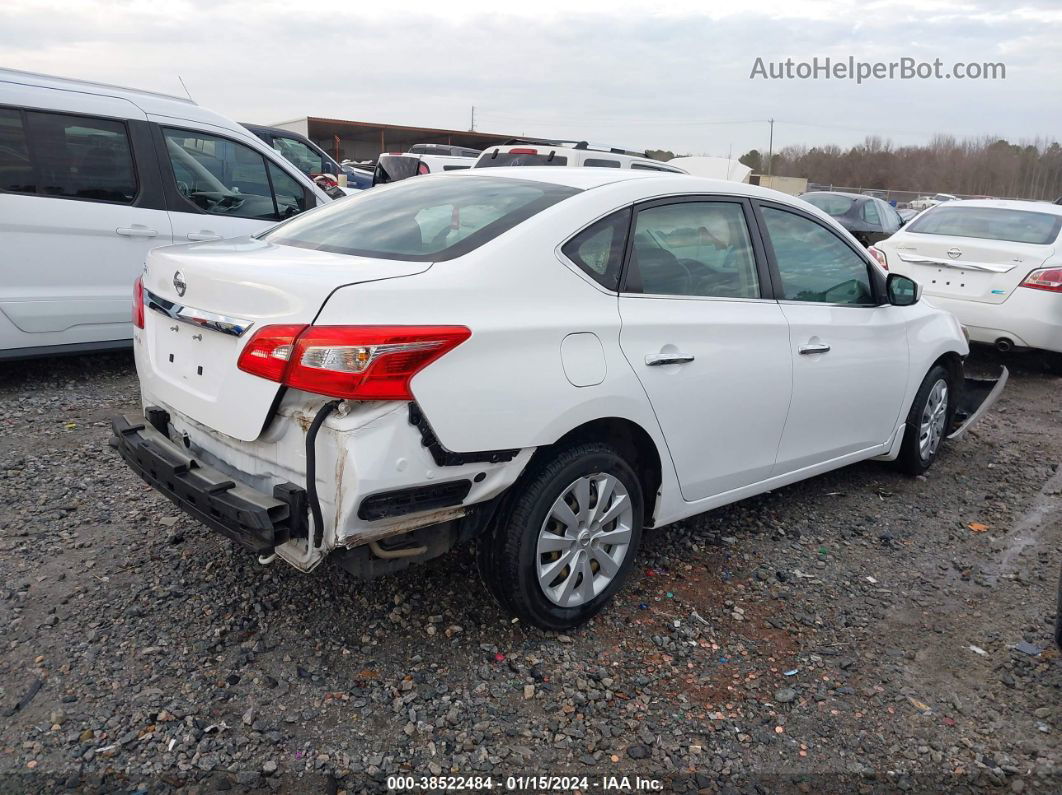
[263,175,580,261]
[802,194,855,217]
[476,151,568,167]
[907,206,1062,245]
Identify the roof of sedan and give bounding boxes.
[448,166,791,200]
[802,190,869,201]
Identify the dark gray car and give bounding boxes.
[801,191,906,248]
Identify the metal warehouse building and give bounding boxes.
[270,116,513,162]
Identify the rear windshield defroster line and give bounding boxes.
[264,175,580,261]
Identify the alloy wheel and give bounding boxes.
[535,473,634,608]
[919,378,949,460]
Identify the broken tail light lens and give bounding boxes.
[1020,266,1062,293]
[237,325,471,400]
[133,276,145,329]
[868,246,888,270]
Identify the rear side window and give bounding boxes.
[803,194,854,217]
[0,109,34,193]
[861,200,881,225]
[907,205,1062,245]
[562,208,631,290]
[0,109,137,203]
[164,128,307,221]
[628,202,760,298]
[584,158,621,168]
[477,151,568,167]
[265,175,580,261]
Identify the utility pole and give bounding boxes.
[469,106,475,132]
[767,118,775,177]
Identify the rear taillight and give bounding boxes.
[237,324,307,382]
[868,246,888,270]
[1020,266,1062,293]
[237,325,471,400]
[133,276,145,329]
[417,161,429,175]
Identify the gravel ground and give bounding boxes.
[0,349,1059,794]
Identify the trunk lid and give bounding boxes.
[139,237,431,441]
[889,233,1053,305]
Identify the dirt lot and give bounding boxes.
[0,349,1058,794]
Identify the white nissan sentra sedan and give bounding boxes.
[112,169,1005,630]
[871,199,1062,372]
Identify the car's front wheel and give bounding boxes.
[896,364,954,475]
[479,443,644,631]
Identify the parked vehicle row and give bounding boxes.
[111,167,1005,630]
[474,139,687,173]
[0,68,334,359]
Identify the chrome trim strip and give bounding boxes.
[947,367,1009,441]
[896,252,1014,274]
[144,289,254,338]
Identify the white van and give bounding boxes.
[474,139,688,173]
[0,68,332,360]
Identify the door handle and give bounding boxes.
[798,342,831,355]
[116,226,158,238]
[187,232,222,242]
[645,353,695,366]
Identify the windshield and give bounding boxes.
[907,206,1062,245]
[803,194,855,217]
[476,151,569,167]
[264,175,580,261]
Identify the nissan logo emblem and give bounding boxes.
[946,248,962,259]
[173,271,187,297]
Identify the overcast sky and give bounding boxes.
[3,0,1061,157]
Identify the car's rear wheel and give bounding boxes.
[896,364,953,475]
[479,443,643,631]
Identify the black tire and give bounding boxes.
[895,364,954,476]
[479,442,644,631]
[1043,351,1062,376]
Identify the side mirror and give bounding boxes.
[887,273,920,306]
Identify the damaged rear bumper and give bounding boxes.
[111,413,307,554]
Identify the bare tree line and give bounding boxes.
[738,136,1062,200]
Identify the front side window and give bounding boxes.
[164,128,305,221]
[906,205,1062,245]
[264,175,580,261]
[628,202,760,298]
[10,110,137,203]
[761,206,874,305]
[562,208,631,290]
[0,108,34,193]
[273,135,328,176]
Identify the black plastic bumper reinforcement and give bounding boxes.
[408,402,519,467]
[357,479,473,521]
[111,413,308,555]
